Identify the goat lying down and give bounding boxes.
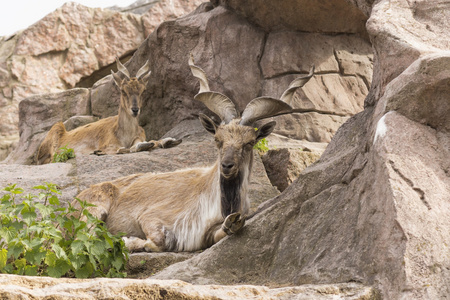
[74,55,315,252]
[36,58,182,164]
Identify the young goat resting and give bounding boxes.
[36,58,181,164]
[73,55,314,252]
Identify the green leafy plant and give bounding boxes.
[254,137,269,154]
[0,183,128,278]
[253,128,270,154]
[52,145,75,163]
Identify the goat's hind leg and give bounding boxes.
[37,122,66,164]
[122,236,162,253]
[126,220,169,252]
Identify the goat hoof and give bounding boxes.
[161,138,182,149]
[136,141,156,152]
[143,239,161,252]
[92,150,106,156]
[223,212,245,235]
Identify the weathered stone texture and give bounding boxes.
[215,0,368,36]
[0,274,379,299]
[5,0,372,164]
[149,1,450,299]
[262,148,322,192]
[88,3,371,144]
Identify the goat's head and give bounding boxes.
[199,116,276,180]
[112,58,151,118]
[189,54,314,216]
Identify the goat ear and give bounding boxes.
[199,113,217,135]
[256,121,276,141]
[111,71,122,88]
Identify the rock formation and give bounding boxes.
[151,1,450,299]
[1,0,448,299]
[0,274,378,299]
[4,0,371,165]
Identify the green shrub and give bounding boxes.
[0,183,128,278]
[253,128,270,155]
[254,137,269,154]
[52,145,75,163]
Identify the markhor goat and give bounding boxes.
[37,58,181,164]
[74,55,314,252]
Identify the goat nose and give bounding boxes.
[131,107,139,116]
[221,162,234,170]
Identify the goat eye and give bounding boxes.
[215,139,223,147]
[244,143,253,151]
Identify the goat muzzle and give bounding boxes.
[221,161,235,178]
[220,149,238,178]
[131,107,140,117]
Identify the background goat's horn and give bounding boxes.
[135,60,150,79]
[280,65,315,105]
[116,57,130,79]
[240,97,293,126]
[194,92,238,124]
[188,53,210,94]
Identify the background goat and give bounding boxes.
[36,58,181,164]
[73,55,314,252]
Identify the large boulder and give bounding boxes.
[213,0,368,36]
[150,1,450,299]
[4,89,90,165]
[89,2,372,143]
[0,274,378,299]
[262,147,322,192]
[5,0,371,165]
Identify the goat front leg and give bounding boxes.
[133,141,156,152]
[158,137,182,149]
[131,137,182,152]
[212,213,246,245]
[116,141,156,154]
[125,137,182,153]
